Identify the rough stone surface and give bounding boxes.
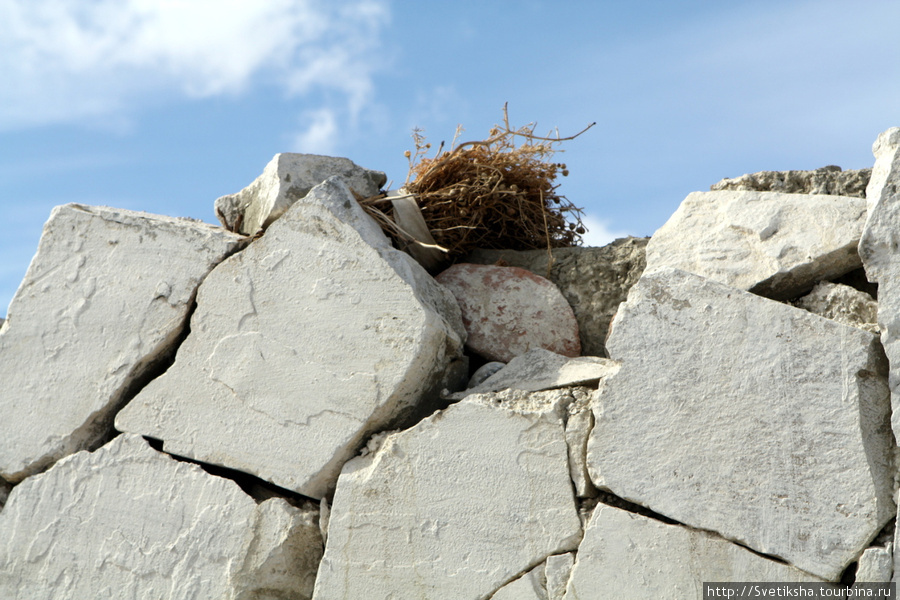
[312,391,583,600]
[545,553,575,600]
[451,348,617,400]
[645,190,868,300]
[116,177,466,499]
[564,505,824,599]
[436,263,581,362]
[0,204,244,483]
[793,281,879,333]
[0,434,323,600]
[588,268,895,581]
[858,128,900,440]
[711,165,871,198]
[856,544,892,583]
[466,238,648,357]
[490,565,546,600]
[214,153,387,235]
[565,391,599,498]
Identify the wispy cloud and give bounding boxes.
[579,215,634,248]
[293,107,338,154]
[0,0,390,132]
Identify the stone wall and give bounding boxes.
[1,138,899,598]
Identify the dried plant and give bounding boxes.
[360,105,594,267]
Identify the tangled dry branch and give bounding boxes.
[360,105,594,268]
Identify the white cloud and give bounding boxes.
[578,215,633,248]
[293,107,338,155]
[0,0,389,130]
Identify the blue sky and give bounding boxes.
[1,0,899,314]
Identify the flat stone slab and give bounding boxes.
[588,268,895,580]
[451,348,617,400]
[436,263,581,362]
[564,505,824,599]
[116,177,466,499]
[0,434,323,600]
[215,153,386,235]
[0,204,244,482]
[645,190,868,299]
[466,238,648,357]
[312,390,583,600]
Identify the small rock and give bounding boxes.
[466,238,648,357]
[116,177,466,499]
[711,166,871,198]
[0,434,323,599]
[436,263,581,362]
[214,153,386,235]
[451,348,617,400]
[793,281,878,333]
[589,268,895,580]
[467,361,505,388]
[545,553,575,600]
[855,544,892,583]
[564,505,824,599]
[0,204,244,482]
[312,390,583,600]
[645,190,868,300]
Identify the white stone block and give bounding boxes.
[0,434,322,600]
[545,553,575,600]
[856,544,892,583]
[214,153,386,235]
[646,190,867,299]
[490,565,546,600]
[564,505,824,600]
[0,204,243,482]
[116,177,466,499]
[588,268,895,580]
[312,391,583,600]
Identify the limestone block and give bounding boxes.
[0,204,244,482]
[490,565,546,600]
[466,238,648,357]
[793,281,878,333]
[116,177,466,499]
[711,165,871,198]
[588,268,895,580]
[856,544,892,583]
[0,434,323,600]
[451,348,617,400]
[436,263,580,362]
[858,128,900,440]
[312,391,583,600]
[545,553,575,600]
[215,153,386,235]
[645,190,868,300]
[564,506,824,599]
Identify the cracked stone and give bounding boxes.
[116,177,466,499]
[0,204,244,483]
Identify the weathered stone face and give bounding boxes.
[0,204,244,483]
[711,165,871,198]
[645,190,868,300]
[0,434,323,600]
[312,390,583,600]
[436,263,581,362]
[214,153,387,235]
[116,177,466,499]
[466,238,648,357]
[588,268,895,580]
[564,505,824,599]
